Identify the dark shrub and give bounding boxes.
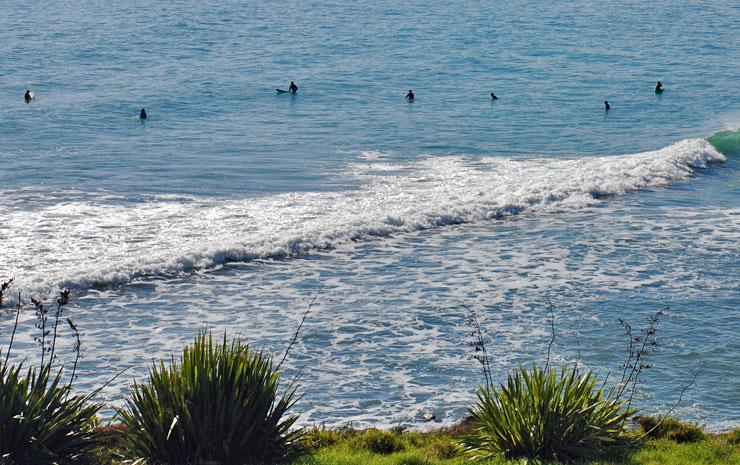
[357,429,405,454]
[636,416,706,443]
[429,439,461,459]
[303,427,342,449]
[726,428,740,445]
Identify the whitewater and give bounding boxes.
[0,138,725,296]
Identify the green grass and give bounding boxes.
[628,439,740,465]
[72,421,740,464]
[291,426,740,465]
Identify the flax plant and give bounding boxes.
[1,291,101,465]
[465,364,634,462]
[119,332,304,465]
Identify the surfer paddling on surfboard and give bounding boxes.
[277,81,299,94]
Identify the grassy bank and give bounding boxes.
[89,421,739,465]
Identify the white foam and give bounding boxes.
[0,138,725,296]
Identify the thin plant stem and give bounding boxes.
[4,291,22,367]
[636,361,703,440]
[50,302,62,364]
[544,297,555,373]
[277,284,323,371]
[68,318,81,386]
[464,304,494,390]
[49,290,70,365]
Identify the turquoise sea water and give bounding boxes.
[1,1,738,429]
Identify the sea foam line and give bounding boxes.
[0,138,725,296]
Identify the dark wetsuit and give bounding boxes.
[604,101,610,110]
[405,90,415,100]
[491,92,498,100]
[289,81,298,94]
[140,108,147,119]
[24,91,32,102]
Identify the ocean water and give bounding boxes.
[1,1,738,430]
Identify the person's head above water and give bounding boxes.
[140,108,147,119]
[24,90,32,100]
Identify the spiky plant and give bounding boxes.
[119,332,304,465]
[463,364,634,462]
[0,358,101,465]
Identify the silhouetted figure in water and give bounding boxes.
[289,81,298,94]
[490,92,498,100]
[405,89,415,100]
[604,100,610,111]
[140,108,147,119]
[655,81,664,93]
[24,90,32,102]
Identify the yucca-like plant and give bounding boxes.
[0,357,101,465]
[119,332,304,465]
[464,364,634,462]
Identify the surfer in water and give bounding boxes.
[405,89,415,100]
[24,90,33,102]
[490,92,498,100]
[289,81,298,94]
[655,81,664,93]
[604,100,610,110]
[140,108,147,119]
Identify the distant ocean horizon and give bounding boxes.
[1,0,738,430]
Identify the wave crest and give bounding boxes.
[0,137,725,296]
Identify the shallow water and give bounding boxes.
[1,1,738,429]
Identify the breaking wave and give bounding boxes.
[0,136,727,296]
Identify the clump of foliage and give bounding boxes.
[354,428,407,455]
[464,364,634,462]
[636,416,706,443]
[1,289,101,465]
[459,306,707,463]
[726,428,740,445]
[0,362,101,465]
[304,427,345,449]
[118,332,304,465]
[427,439,462,459]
